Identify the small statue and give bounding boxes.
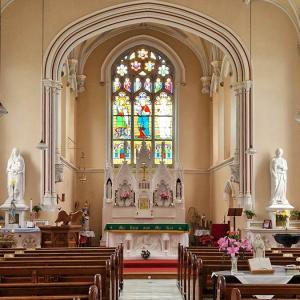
[82,201,90,231]
[55,210,83,226]
[270,148,288,205]
[7,148,25,203]
[253,234,265,258]
[8,199,17,224]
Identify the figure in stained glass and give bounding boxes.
[114,92,130,138]
[165,78,173,93]
[156,92,172,139]
[136,92,151,138]
[134,78,142,92]
[124,78,131,92]
[113,78,121,92]
[154,78,163,93]
[144,78,152,93]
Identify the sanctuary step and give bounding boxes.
[124,259,177,279]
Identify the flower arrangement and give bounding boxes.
[217,231,252,258]
[160,192,169,200]
[276,210,290,227]
[198,234,214,246]
[290,210,300,220]
[244,209,256,219]
[120,191,130,201]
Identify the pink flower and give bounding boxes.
[227,245,239,257]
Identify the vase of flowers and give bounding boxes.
[120,191,130,205]
[160,192,169,201]
[217,231,252,274]
[276,210,290,228]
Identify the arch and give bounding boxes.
[40,0,254,209]
[44,1,251,82]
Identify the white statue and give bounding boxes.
[270,148,288,205]
[7,148,25,203]
[253,234,265,258]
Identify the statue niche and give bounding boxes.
[115,180,135,207]
[153,180,173,207]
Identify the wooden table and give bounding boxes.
[38,225,81,247]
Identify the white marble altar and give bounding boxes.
[102,141,186,257]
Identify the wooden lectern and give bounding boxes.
[39,225,81,248]
[227,208,243,231]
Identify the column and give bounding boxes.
[233,80,253,209]
[41,79,62,210]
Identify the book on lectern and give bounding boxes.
[248,257,274,274]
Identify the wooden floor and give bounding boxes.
[120,279,183,300]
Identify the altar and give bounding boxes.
[105,223,189,258]
[102,141,187,258]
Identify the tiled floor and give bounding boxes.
[119,279,183,300]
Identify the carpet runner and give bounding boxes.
[124,259,178,279]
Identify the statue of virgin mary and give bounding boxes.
[7,148,25,203]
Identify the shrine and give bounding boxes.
[102,140,188,258]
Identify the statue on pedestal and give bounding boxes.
[253,234,265,258]
[7,148,25,203]
[270,148,288,205]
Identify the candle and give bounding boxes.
[30,200,32,212]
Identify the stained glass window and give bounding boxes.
[112,46,175,165]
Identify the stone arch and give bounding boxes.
[40,1,253,210]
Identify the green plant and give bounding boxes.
[244,210,256,219]
[32,205,42,213]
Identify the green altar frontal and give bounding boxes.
[104,223,189,233]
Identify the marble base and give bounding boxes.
[0,228,41,248]
[106,231,188,258]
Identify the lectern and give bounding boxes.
[227,208,243,231]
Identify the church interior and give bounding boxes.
[1,0,300,299]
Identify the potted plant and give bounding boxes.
[290,210,300,220]
[32,205,42,219]
[244,209,256,219]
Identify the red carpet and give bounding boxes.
[124,259,178,274]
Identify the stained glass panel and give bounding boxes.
[154,78,163,93]
[112,78,121,92]
[134,141,152,163]
[165,78,173,93]
[112,46,175,165]
[113,141,131,164]
[154,141,172,165]
[144,78,152,92]
[123,78,132,92]
[134,78,142,92]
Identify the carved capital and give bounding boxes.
[43,79,62,91]
[233,80,252,94]
[77,74,87,93]
[200,76,211,94]
[211,60,222,77]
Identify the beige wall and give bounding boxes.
[76,29,210,242]
[0,0,300,237]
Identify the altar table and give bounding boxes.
[104,223,189,258]
[0,228,41,248]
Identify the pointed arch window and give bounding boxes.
[111,46,175,166]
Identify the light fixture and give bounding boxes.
[295,111,300,123]
[0,102,8,117]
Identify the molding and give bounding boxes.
[99,35,186,85]
[209,157,234,172]
[0,0,14,13]
[60,156,77,172]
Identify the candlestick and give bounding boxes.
[30,199,33,212]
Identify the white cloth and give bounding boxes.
[80,231,95,238]
[194,229,210,236]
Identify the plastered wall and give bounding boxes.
[0,0,299,238]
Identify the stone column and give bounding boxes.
[233,80,253,209]
[41,79,62,210]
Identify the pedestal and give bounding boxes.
[0,200,28,228]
